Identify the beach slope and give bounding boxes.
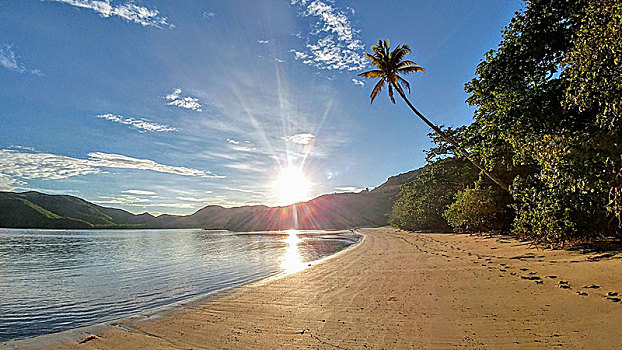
[23,227,622,348]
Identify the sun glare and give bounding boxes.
[280,229,306,274]
[272,166,311,206]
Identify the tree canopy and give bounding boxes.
[390,0,622,243]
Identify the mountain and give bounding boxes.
[0,168,421,230]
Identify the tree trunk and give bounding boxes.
[395,87,509,192]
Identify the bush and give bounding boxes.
[390,157,478,231]
[443,187,511,233]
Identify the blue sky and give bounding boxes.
[0,0,523,215]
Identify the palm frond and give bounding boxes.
[359,39,425,104]
[358,70,385,78]
[388,83,396,103]
[370,78,385,104]
[397,76,411,94]
[398,66,426,74]
[396,60,418,69]
[390,45,411,67]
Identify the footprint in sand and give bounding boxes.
[576,291,588,296]
[608,292,618,297]
[583,284,600,289]
[606,297,621,303]
[521,275,541,281]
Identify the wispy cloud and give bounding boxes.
[51,0,173,28]
[352,78,365,86]
[231,145,258,152]
[203,11,216,19]
[0,149,223,185]
[0,173,19,191]
[0,45,42,75]
[257,39,269,44]
[0,149,101,180]
[96,114,177,132]
[227,138,240,145]
[290,0,366,71]
[87,152,223,177]
[334,186,365,193]
[225,187,266,195]
[93,194,150,205]
[176,196,212,202]
[122,189,156,195]
[282,133,315,145]
[165,88,203,111]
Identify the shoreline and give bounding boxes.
[2,231,364,349]
[8,227,622,348]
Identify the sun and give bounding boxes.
[272,166,311,206]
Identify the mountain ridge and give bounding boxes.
[0,168,421,231]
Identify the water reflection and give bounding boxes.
[280,229,306,274]
[0,228,358,342]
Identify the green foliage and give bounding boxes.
[457,0,622,242]
[387,0,620,242]
[390,158,478,231]
[563,0,622,226]
[443,186,512,233]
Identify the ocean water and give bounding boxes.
[0,228,360,342]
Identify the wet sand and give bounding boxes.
[11,227,622,349]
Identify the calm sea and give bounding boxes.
[0,228,360,342]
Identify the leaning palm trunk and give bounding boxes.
[395,87,509,192]
[359,39,509,193]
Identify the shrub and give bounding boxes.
[443,187,511,233]
[390,157,478,231]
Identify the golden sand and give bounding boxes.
[13,227,622,349]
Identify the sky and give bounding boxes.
[0,0,523,215]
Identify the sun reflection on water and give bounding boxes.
[280,229,306,274]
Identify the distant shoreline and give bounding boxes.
[9,227,622,349]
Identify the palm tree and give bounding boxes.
[358,39,508,192]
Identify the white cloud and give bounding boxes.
[225,187,266,195]
[227,138,240,145]
[231,145,257,152]
[0,173,18,191]
[274,57,285,63]
[352,78,365,86]
[334,186,365,193]
[257,39,269,44]
[0,149,102,180]
[203,11,216,19]
[0,45,42,75]
[51,0,173,28]
[282,133,315,145]
[96,114,177,132]
[165,88,202,111]
[87,152,223,178]
[122,189,156,195]
[0,149,224,186]
[176,196,212,202]
[93,194,150,205]
[290,0,366,71]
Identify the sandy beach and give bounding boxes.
[11,227,622,349]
